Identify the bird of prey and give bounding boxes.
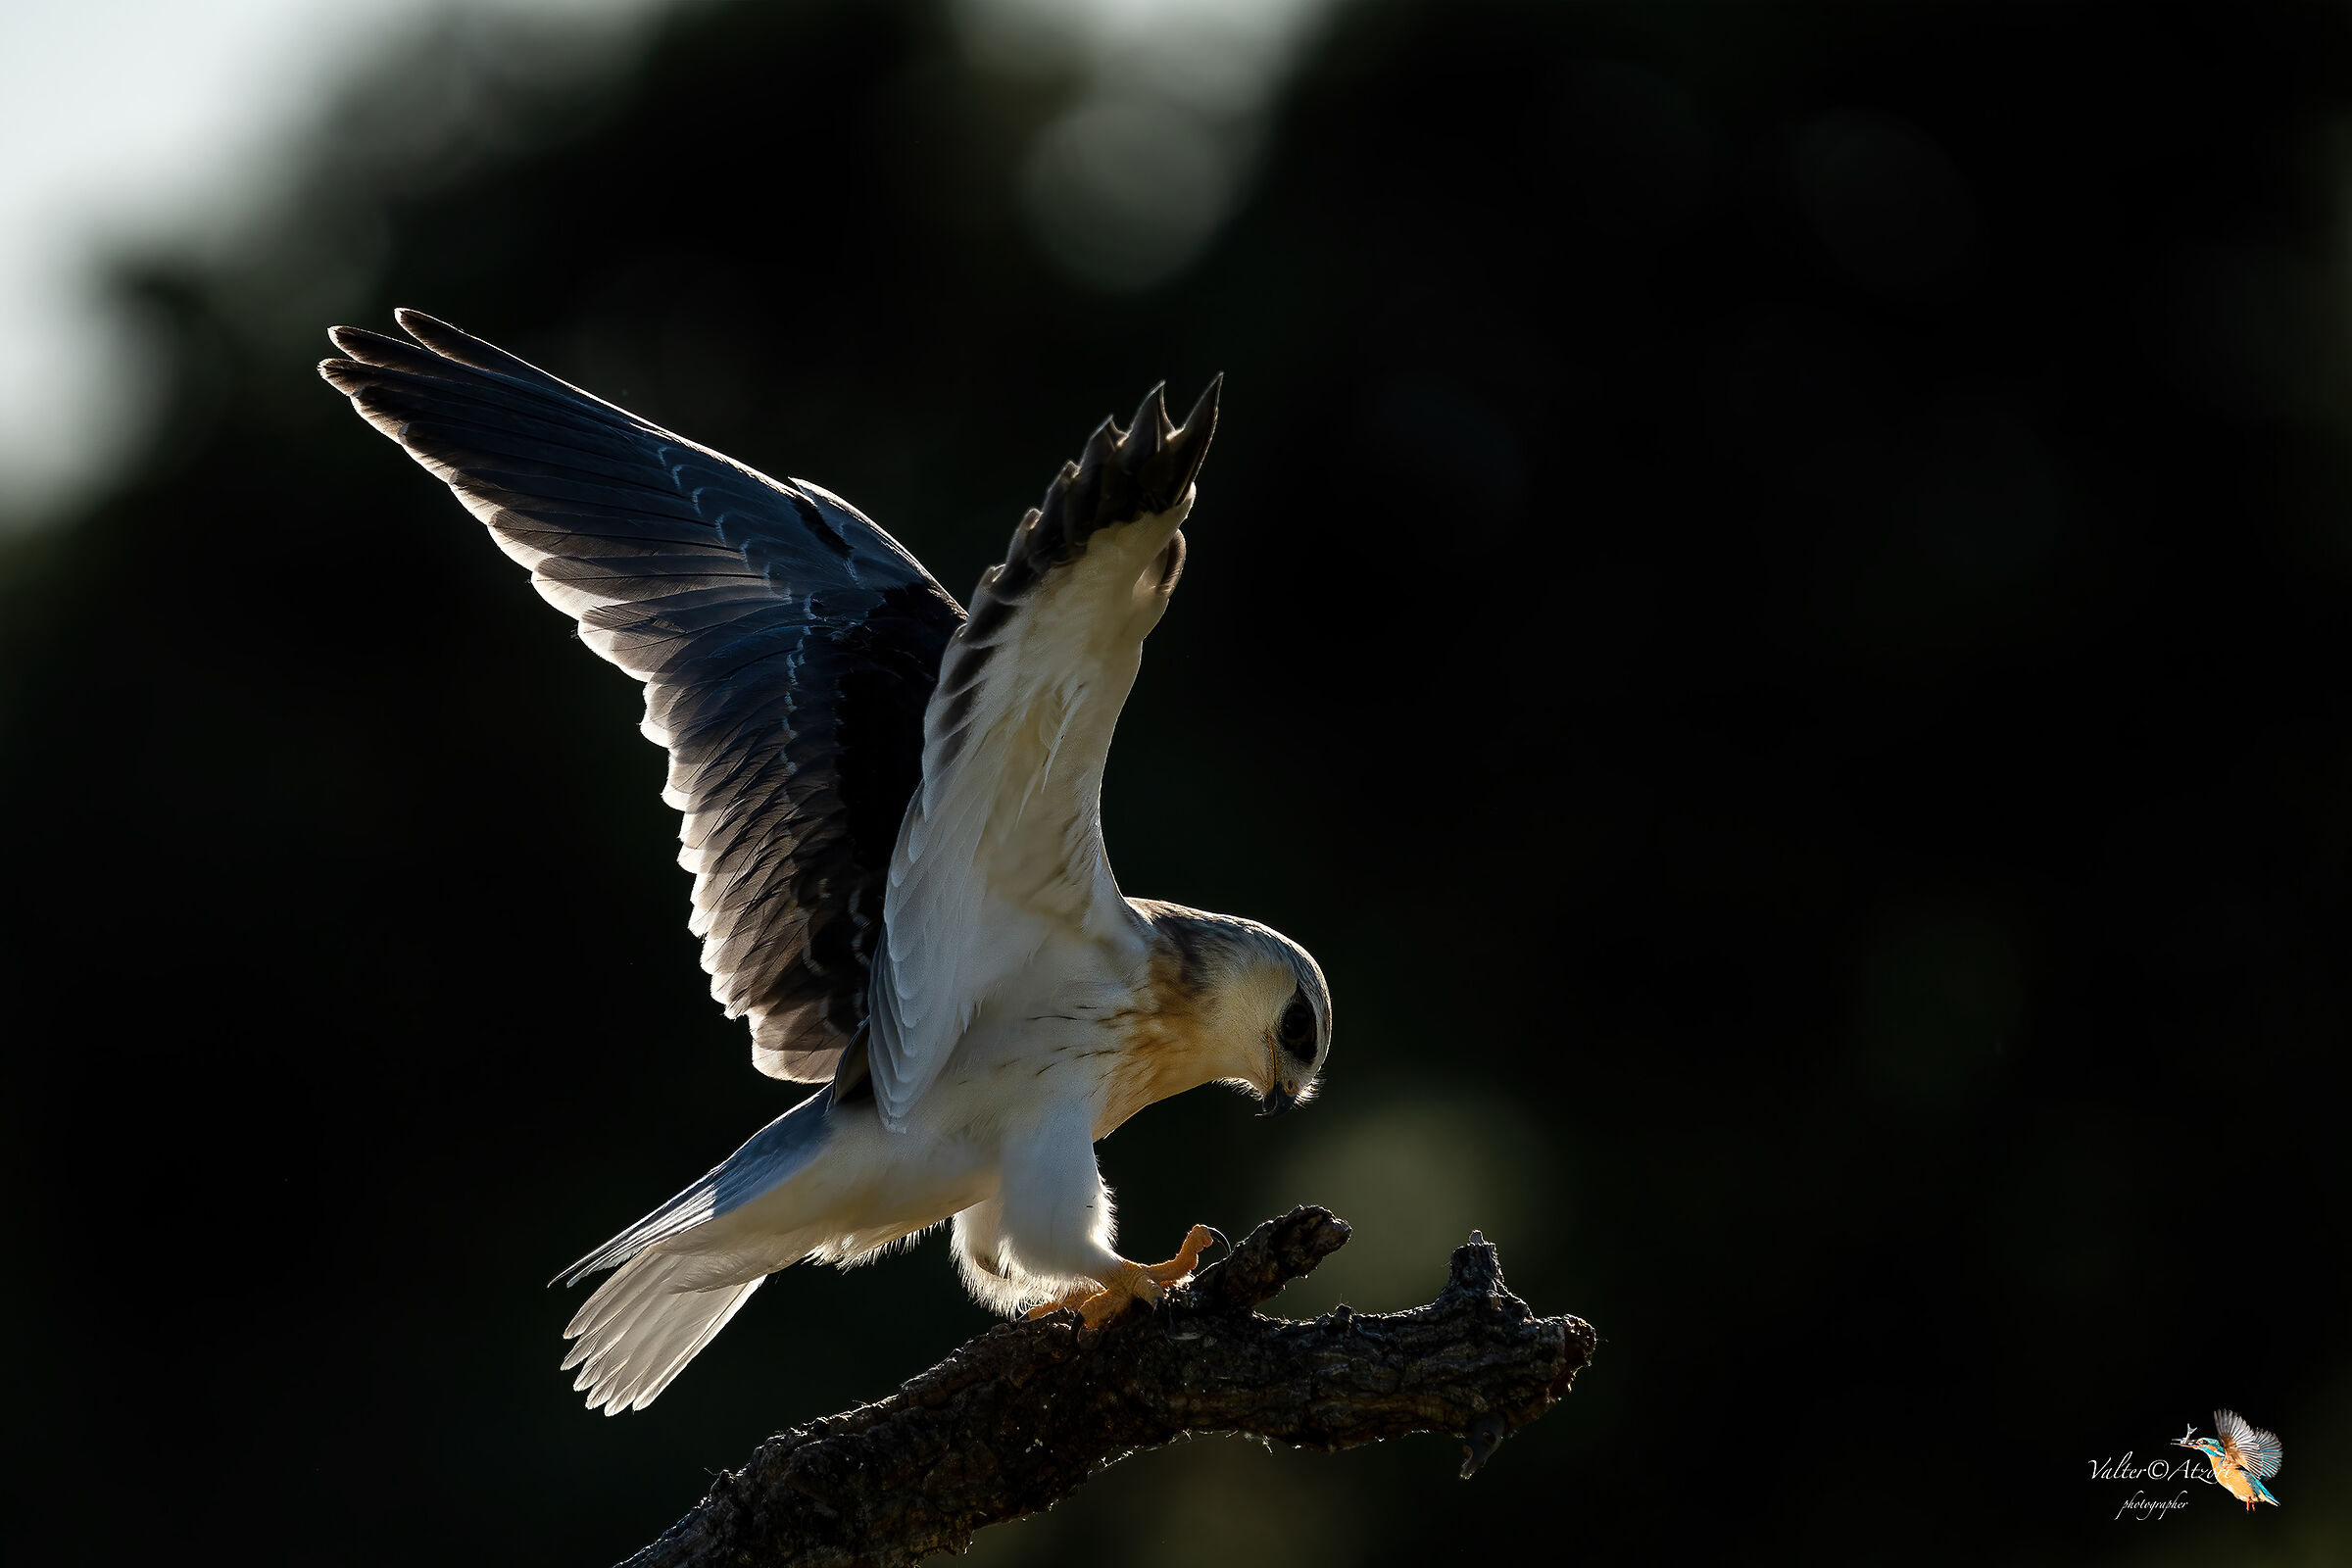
[319,312,1331,1413]
[2177,1411,2284,1510]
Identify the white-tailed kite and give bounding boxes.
[320,312,1331,1413]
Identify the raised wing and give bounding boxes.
[866,378,1220,1125]
[2216,1409,2283,1478]
[319,311,962,1080]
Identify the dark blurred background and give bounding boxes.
[5,0,2348,1562]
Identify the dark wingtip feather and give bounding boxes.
[1119,383,1172,478]
[392,307,558,384]
[1133,382,1171,445]
[392,306,458,343]
[1080,414,1121,475]
[326,324,412,364]
[1185,372,1223,421]
[1139,374,1219,511]
[1172,377,1219,488]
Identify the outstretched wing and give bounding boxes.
[866,378,1220,1125]
[2216,1409,2284,1478]
[319,311,962,1081]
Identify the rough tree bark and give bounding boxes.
[621,1207,1595,1568]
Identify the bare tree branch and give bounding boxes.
[620,1207,1595,1568]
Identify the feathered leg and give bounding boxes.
[997,1110,1216,1325]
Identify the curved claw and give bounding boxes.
[1142,1224,1220,1285]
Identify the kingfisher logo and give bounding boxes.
[2174,1410,2284,1512]
[2086,1409,2283,1521]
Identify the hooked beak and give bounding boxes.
[1259,1082,1299,1118]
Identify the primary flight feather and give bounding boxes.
[319,312,1332,1412]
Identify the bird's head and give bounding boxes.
[1134,902,1332,1116]
[2177,1427,2223,1459]
[1248,933,1332,1118]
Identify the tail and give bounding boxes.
[562,1252,764,1414]
[555,1086,835,1412]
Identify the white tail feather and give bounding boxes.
[563,1250,764,1413]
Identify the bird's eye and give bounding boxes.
[1277,993,1316,1061]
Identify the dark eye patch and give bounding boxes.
[1277,991,1317,1061]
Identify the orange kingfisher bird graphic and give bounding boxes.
[2176,1409,2283,1511]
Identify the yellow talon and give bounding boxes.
[1021,1224,1219,1325]
[1142,1223,1219,1285]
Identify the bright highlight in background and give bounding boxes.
[0,0,1337,531]
[0,0,676,527]
[961,0,1343,288]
